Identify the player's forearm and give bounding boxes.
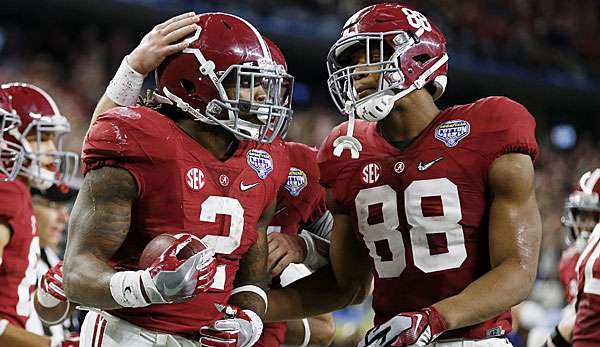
[229,291,267,319]
[266,265,364,322]
[63,252,121,309]
[433,258,536,330]
[230,226,270,317]
[0,323,50,347]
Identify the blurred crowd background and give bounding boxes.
[1,0,599,346]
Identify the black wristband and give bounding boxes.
[550,325,572,347]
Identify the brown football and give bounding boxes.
[138,233,206,269]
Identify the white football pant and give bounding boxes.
[79,310,200,347]
[430,338,513,347]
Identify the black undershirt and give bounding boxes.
[389,139,414,150]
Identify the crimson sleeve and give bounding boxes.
[81,108,152,197]
[0,183,23,234]
[481,97,539,164]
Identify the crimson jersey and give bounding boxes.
[318,96,538,340]
[573,226,600,347]
[257,142,328,347]
[269,142,327,236]
[82,106,289,338]
[559,246,581,304]
[0,177,39,328]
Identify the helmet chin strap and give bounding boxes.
[333,102,363,159]
[158,87,217,125]
[158,87,264,142]
[333,53,450,159]
[355,53,449,122]
[28,165,55,190]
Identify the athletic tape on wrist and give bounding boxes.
[109,270,150,308]
[299,231,329,270]
[50,334,64,347]
[39,300,71,326]
[231,285,268,313]
[0,319,8,336]
[36,286,62,308]
[300,318,311,347]
[106,55,145,106]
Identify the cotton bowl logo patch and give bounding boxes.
[435,119,470,147]
[247,149,273,179]
[284,167,307,197]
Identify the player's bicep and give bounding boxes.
[64,166,137,269]
[488,153,541,270]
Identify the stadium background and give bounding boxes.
[1,0,599,346]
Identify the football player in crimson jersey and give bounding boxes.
[544,169,600,347]
[262,143,336,347]
[258,39,336,347]
[86,21,334,346]
[266,3,542,347]
[572,223,600,347]
[0,84,79,347]
[62,12,293,347]
[559,170,600,304]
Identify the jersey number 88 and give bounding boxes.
[355,178,467,277]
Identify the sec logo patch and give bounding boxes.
[361,163,380,184]
[186,167,205,191]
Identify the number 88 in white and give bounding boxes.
[355,178,467,278]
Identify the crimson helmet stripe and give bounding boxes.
[229,14,272,61]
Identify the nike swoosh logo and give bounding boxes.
[417,157,444,171]
[240,181,259,191]
[162,279,187,298]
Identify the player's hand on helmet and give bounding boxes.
[199,304,263,347]
[359,307,447,347]
[38,261,67,306]
[267,232,307,277]
[128,12,200,75]
[141,234,217,304]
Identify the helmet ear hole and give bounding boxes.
[180,79,196,95]
[413,54,431,64]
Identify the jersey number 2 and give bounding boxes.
[199,196,244,290]
[355,178,467,278]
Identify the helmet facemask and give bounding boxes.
[158,40,294,144]
[328,29,447,122]
[13,114,79,190]
[562,170,600,246]
[210,62,294,143]
[0,110,24,182]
